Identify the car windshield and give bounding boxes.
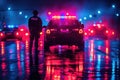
[48,19,81,28]
[2,27,18,32]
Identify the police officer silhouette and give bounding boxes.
[28,10,42,66]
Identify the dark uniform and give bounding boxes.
[28,10,42,66]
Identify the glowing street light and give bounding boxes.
[116,13,119,17]
[19,12,22,15]
[25,15,28,18]
[98,10,101,14]
[112,4,115,8]
[79,18,82,21]
[8,7,11,10]
[89,14,92,18]
[84,17,87,20]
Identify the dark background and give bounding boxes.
[0,0,120,33]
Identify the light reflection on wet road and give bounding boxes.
[0,39,120,80]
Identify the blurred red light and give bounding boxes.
[20,29,24,31]
[0,33,3,36]
[68,16,72,18]
[98,26,101,29]
[71,16,76,19]
[97,24,101,29]
[16,32,19,36]
[25,33,29,36]
[52,16,60,19]
[52,16,76,19]
[93,24,96,26]
[106,30,109,34]
[66,29,69,32]
[112,32,115,35]
[1,62,6,70]
[66,12,69,15]
[40,32,42,35]
[91,30,94,33]
[48,12,51,15]
[88,29,90,31]
[84,32,87,35]
[1,42,5,55]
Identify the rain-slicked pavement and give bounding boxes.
[0,38,120,80]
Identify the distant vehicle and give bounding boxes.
[44,15,84,51]
[0,27,22,41]
[0,27,29,41]
[84,24,115,39]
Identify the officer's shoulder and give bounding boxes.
[29,17,33,20]
[37,16,41,19]
[38,17,42,20]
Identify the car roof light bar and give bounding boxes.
[52,16,76,19]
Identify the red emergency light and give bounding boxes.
[20,29,24,31]
[112,32,115,35]
[98,25,101,29]
[66,13,69,15]
[0,33,3,36]
[16,32,19,36]
[48,12,52,15]
[84,32,87,36]
[90,30,94,33]
[106,30,109,34]
[25,33,29,36]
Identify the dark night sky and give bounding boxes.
[0,0,120,31]
[0,0,115,11]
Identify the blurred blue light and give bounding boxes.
[96,78,101,80]
[99,20,102,23]
[98,55,101,61]
[89,55,93,62]
[112,60,115,72]
[16,25,18,28]
[25,15,28,18]
[8,25,11,28]
[19,12,22,15]
[98,10,101,14]
[11,25,14,28]
[117,58,119,69]
[8,25,14,28]
[8,7,11,10]
[84,17,87,20]
[116,13,119,16]
[79,18,82,21]
[112,4,115,8]
[60,16,65,19]
[89,14,92,18]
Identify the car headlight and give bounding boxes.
[0,33,4,37]
[46,29,50,34]
[79,29,83,34]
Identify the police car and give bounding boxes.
[44,15,84,51]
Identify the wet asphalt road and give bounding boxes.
[0,38,120,80]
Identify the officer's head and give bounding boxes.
[33,10,38,16]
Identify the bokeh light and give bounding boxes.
[19,11,22,15]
